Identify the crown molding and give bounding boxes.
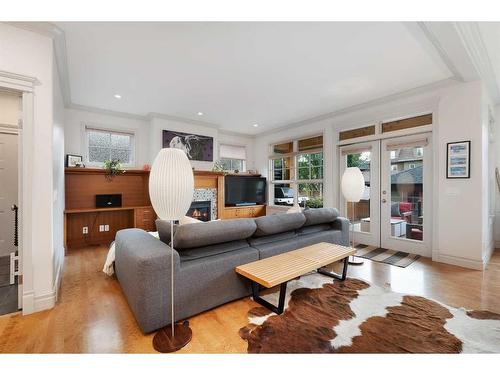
[256,78,457,137]
[67,102,149,121]
[455,22,500,103]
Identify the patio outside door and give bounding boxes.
[339,133,432,256]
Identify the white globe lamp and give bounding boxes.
[149,148,194,352]
[341,167,365,265]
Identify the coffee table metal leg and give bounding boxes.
[251,281,288,314]
[317,256,349,281]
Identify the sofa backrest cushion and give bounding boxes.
[173,218,257,249]
[303,208,339,227]
[156,219,178,245]
[253,212,306,237]
[179,240,250,262]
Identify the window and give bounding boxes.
[86,127,135,166]
[270,135,323,208]
[219,144,246,172]
[416,147,423,157]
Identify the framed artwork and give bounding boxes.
[162,130,213,162]
[446,141,470,179]
[66,154,83,168]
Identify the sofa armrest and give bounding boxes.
[331,216,350,247]
[115,228,180,333]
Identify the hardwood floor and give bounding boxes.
[0,246,499,353]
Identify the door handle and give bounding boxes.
[381,199,387,203]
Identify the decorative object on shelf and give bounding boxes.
[103,159,125,181]
[149,148,194,353]
[66,154,83,168]
[446,141,470,179]
[234,169,239,174]
[212,160,227,174]
[162,130,213,161]
[142,164,150,171]
[341,167,365,265]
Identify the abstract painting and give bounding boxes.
[162,130,214,161]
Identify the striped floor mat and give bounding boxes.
[354,244,420,268]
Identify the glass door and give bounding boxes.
[339,141,380,247]
[380,134,432,256]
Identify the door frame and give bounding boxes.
[338,128,434,257]
[0,70,38,313]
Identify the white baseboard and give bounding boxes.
[432,252,484,270]
[54,250,64,301]
[33,290,57,312]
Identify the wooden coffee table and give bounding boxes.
[235,242,356,314]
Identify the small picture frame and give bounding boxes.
[446,141,470,179]
[66,154,83,168]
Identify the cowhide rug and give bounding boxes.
[239,274,500,353]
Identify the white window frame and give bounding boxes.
[220,158,246,172]
[83,125,136,168]
[269,135,324,207]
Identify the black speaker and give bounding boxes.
[96,194,122,208]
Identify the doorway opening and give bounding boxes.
[0,91,22,315]
[339,133,432,258]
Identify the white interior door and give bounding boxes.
[380,134,432,256]
[339,141,380,247]
[0,133,18,257]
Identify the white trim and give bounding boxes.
[432,252,485,271]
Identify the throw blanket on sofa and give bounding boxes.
[103,231,159,276]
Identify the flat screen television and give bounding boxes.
[225,176,267,206]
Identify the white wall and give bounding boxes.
[52,61,65,295]
[494,104,500,248]
[64,108,150,168]
[0,23,55,312]
[254,80,491,269]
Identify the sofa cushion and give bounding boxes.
[296,223,332,236]
[174,218,257,249]
[179,240,250,262]
[248,231,297,246]
[253,212,306,237]
[156,219,179,245]
[252,229,344,259]
[303,208,339,227]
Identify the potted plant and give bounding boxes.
[103,159,125,181]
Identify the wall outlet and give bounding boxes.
[104,224,109,232]
[99,225,104,232]
[82,226,88,234]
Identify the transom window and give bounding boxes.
[270,135,324,208]
[85,127,135,166]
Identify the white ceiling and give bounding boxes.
[57,22,454,134]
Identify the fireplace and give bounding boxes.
[187,201,211,222]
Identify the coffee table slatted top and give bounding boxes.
[235,242,356,288]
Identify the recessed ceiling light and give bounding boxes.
[197,112,204,116]
[253,124,259,127]
[114,94,122,99]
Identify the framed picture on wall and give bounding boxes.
[162,130,213,161]
[66,154,83,168]
[446,141,470,179]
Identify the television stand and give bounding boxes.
[220,204,266,219]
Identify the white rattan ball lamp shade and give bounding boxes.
[341,167,365,203]
[149,148,194,220]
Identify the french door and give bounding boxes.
[339,133,432,256]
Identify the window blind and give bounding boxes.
[219,144,246,160]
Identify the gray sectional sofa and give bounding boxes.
[115,208,349,333]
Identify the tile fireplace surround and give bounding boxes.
[192,188,218,220]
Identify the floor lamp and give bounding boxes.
[149,148,194,353]
[341,167,365,265]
